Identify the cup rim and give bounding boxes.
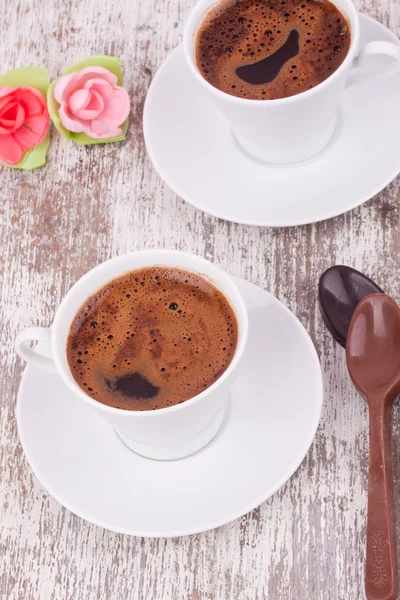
[183,0,360,106]
[51,249,249,418]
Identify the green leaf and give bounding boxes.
[0,67,51,169]
[0,66,50,96]
[47,78,72,141]
[47,56,129,145]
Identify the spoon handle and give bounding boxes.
[366,398,398,600]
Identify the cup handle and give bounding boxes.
[15,327,57,373]
[347,41,400,87]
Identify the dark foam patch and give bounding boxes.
[67,266,238,411]
[106,373,159,400]
[236,29,299,83]
[196,0,351,100]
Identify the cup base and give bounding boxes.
[116,404,226,460]
[232,113,337,166]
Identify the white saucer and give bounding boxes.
[17,276,323,537]
[144,15,400,227]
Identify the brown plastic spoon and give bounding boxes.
[347,293,400,600]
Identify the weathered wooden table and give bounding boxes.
[1,0,399,598]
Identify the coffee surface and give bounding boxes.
[67,267,238,410]
[196,0,350,99]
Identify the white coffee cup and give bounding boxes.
[15,250,249,460]
[183,0,400,165]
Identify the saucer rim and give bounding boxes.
[143,14,400,227]
[16,276,323,537]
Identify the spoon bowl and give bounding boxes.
[319,265,383,348]
[348,294,400,398]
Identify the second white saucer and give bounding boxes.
[17,276,323,537]
[144,15,400,227]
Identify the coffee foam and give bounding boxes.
[196,0,350,99]
[67,267,238,411]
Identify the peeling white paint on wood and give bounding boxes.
[0,0,399,598]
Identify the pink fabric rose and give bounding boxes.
[0,87,49,165]
[54,67,130,139]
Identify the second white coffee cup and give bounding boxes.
[183,0,400,165]
[15,250,249,460]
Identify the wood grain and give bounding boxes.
[0,0,399,598]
